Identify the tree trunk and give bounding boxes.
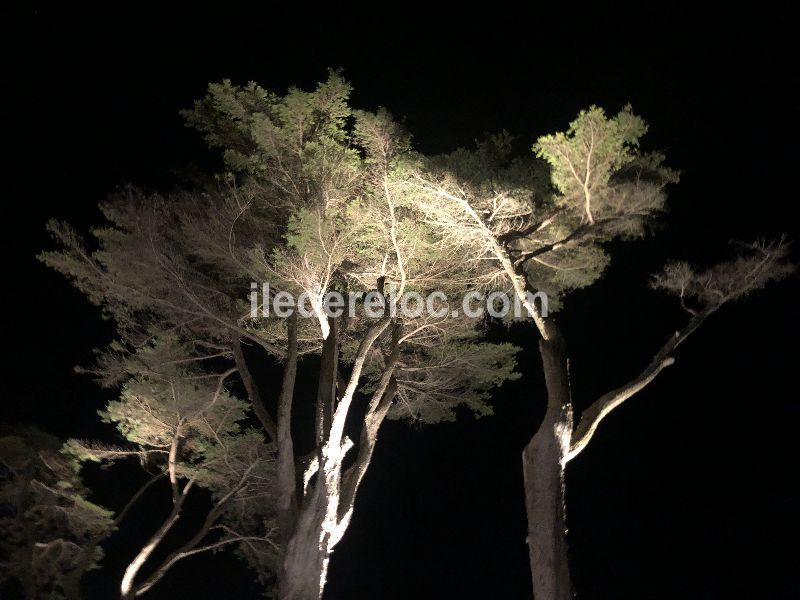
[276,317,395,600]
[63,550,92,600]
[523,330,574,600]
[277,480,329,600]
[277,433,354,600]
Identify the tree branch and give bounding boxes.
[315,316,339,451]
[132,462,260,596]
[327,316,392,451]
[64,472,167,599]
[231,337,278,442]
[276,312,299,542]
[338,323,403,521]
[566,308,715,463]
[496,206,566,245]
[168,424,183,504]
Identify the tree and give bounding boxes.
[39,73,787,598]
[64,338,280,599]
[409,106,794,598]
[0,426,114,600]
[40,73,519,599]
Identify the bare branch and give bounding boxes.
[566,309,712,463]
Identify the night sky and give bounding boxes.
[3,5,799,599]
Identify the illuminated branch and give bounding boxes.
[566,308,712,463]
[133,461,262,596]
[338,323,403,523]
[412,178,549,337]
[568,238,793,463]
[120,472,196,599]
[327,316,393,450]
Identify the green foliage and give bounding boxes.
[411,104,681,311]
[532,104,677,234]
[353,107,412,166]
[0,426,114,599]
[181,73,524,421]
[38,73,542,594]
[386,341,522,423]
[62,338,282,591]
[522,244,611,309]
[182,71,360,207]
[534,105,648,198]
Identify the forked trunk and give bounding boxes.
[120,502,182,599]
[523,331,574,599]
[275,317,398,599]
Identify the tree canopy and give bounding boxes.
[32,72,793,599]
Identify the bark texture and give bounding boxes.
[277,481,329,600]
[276,317,398,600]
[522,309,715,598]
[523,329,574,600]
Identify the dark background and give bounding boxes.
[3,5,798,599]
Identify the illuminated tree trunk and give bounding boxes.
[523,330,574,600]
[276,320,400,600]
[277,479,331,600]
[277,431,357,599]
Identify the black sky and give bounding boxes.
[3,5,799,599]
